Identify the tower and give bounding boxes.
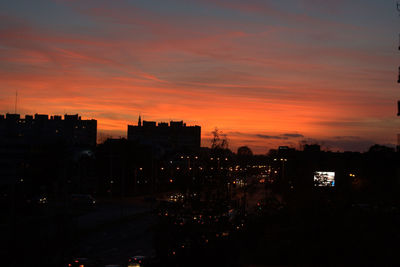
[138,114,142,127]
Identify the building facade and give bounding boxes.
[127,116,201,154]
[0,113,97,147]
[0,113,97,186]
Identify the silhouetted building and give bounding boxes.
[0,113,97,185]
[397,100,400,116]
[127,116,201,154]
[397,133,400,152]
[0,113,97,147]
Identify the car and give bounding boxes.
[26,195,48,206]
[168,193,184,202]
[128,255,147,267]
[66,257,91,267]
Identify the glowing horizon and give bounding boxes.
[0,0,398,153]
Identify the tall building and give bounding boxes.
[0,113,97,147]
[127,117,201,154]
[0,113,97,186]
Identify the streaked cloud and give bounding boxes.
[0,0,398,153]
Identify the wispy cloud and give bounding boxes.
[0,0,397,153]
[228,131,304,141]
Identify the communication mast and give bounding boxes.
[14,90,18,114]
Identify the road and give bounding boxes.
[70,198,157,265]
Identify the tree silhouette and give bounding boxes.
[237,146,253,156]
[211,128,229,150]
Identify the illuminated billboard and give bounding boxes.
[314,171,335,187]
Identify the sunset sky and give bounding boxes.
[0,0,398,153]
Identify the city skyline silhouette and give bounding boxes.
[1,2,400,266]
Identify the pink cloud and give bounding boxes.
[0,2,397,152]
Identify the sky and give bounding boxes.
[0,0,399,153]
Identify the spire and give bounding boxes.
[138,114,142,126]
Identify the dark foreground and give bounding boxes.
[2,189,400,267]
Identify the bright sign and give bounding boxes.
[314,171,335,187]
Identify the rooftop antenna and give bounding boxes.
[14,90,18,114]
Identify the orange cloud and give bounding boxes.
[0,1,398,153]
